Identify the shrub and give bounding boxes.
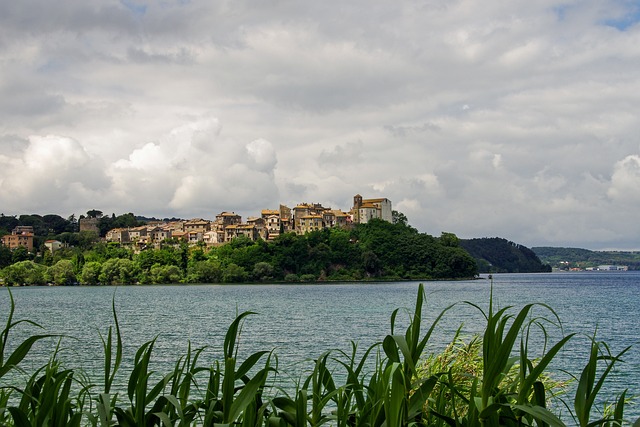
[284,273,299,282]
[222,263,248,283]
[80,261,102,285]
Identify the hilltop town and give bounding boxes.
[1,194,392,252]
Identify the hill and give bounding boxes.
[1,217,478,284]
[532,247,640,270]
[460,237,551,273]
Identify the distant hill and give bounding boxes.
[460,238,551,273]
[532,247,640,270]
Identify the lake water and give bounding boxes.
[2,271,639,419]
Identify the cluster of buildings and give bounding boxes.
[2,194,393,252]
[0,195,392,252]
[103,195,392,248]
[0,225,68,253]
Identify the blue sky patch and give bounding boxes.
[602,1,640,30]
[121,0,147,18]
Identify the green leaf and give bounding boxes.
[511,404,566,427]
[383,335,400,363]
[236,350,269,379]
[154,411,173,427]
[224,311,256,359]
[7,406,30,426]
[517,334,574,404]
[0,334,54,378]
[227,367,270,423]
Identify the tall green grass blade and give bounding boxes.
[481,304,534,408]
[334,340,380,415]
[98,295,123,394]
[517,333,575,404]
[7,407,30,426]
[384,362,405,427]
[612,390,626,427]
[0,334,54,379]
[408,374,439,418]
[95,393,114,427]
[227,366,270,424]
[236,350,270,380]
[574,337,630,427]
[511,404,566,426]
[224,311,256,359]
[154,410,173,427]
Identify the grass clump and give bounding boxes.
[0,283,638,427]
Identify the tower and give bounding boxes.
[353,194,363,224]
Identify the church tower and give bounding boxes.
[353,194,363,224]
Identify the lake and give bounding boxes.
[2,271,639,419]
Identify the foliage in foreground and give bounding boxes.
[0,284,638,427]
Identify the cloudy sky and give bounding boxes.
[1,0,639,250]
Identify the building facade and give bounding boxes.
[351,194,393,224]
[1,228,34,252]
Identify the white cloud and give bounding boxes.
[104,116,280,217]
[608,154,640,202]
[0,135,109,213]
[1,0,640,248]
[245,139,277,174]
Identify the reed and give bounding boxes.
[0,284,637,427]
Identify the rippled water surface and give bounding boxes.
[2,271,639,417]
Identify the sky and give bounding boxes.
[1,0,639,250]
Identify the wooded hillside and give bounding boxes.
[460,237,551,273]
[533,246,640,270]
[1,218,478,284]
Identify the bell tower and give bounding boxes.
[353,194,363,224]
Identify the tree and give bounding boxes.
[86,210,103,218]
[440,232,460,248]
[77,231,99,250]
[150,264,183,284]
[18,214,47,236]
[252,262,274,281]
[42,214,70,235]
[271,233,309,275]
[113,212,139,228]
[0,245,12,269]
[47,259,76,285]
[99,258,120,285]
[1,261,46,285]
[66,214,78,232]
[187,259,222,283]
[98,258,137,285]
[392,210,409,226]
[362,250,381,276]
[116,258,137,284]
[0,214,19,234]
[80,262,102,285]
[222,263,248,283]
[11,246,30,264]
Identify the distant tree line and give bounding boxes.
[0,215,478,285]
[533,246,640,270]
[460,237,552,273]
